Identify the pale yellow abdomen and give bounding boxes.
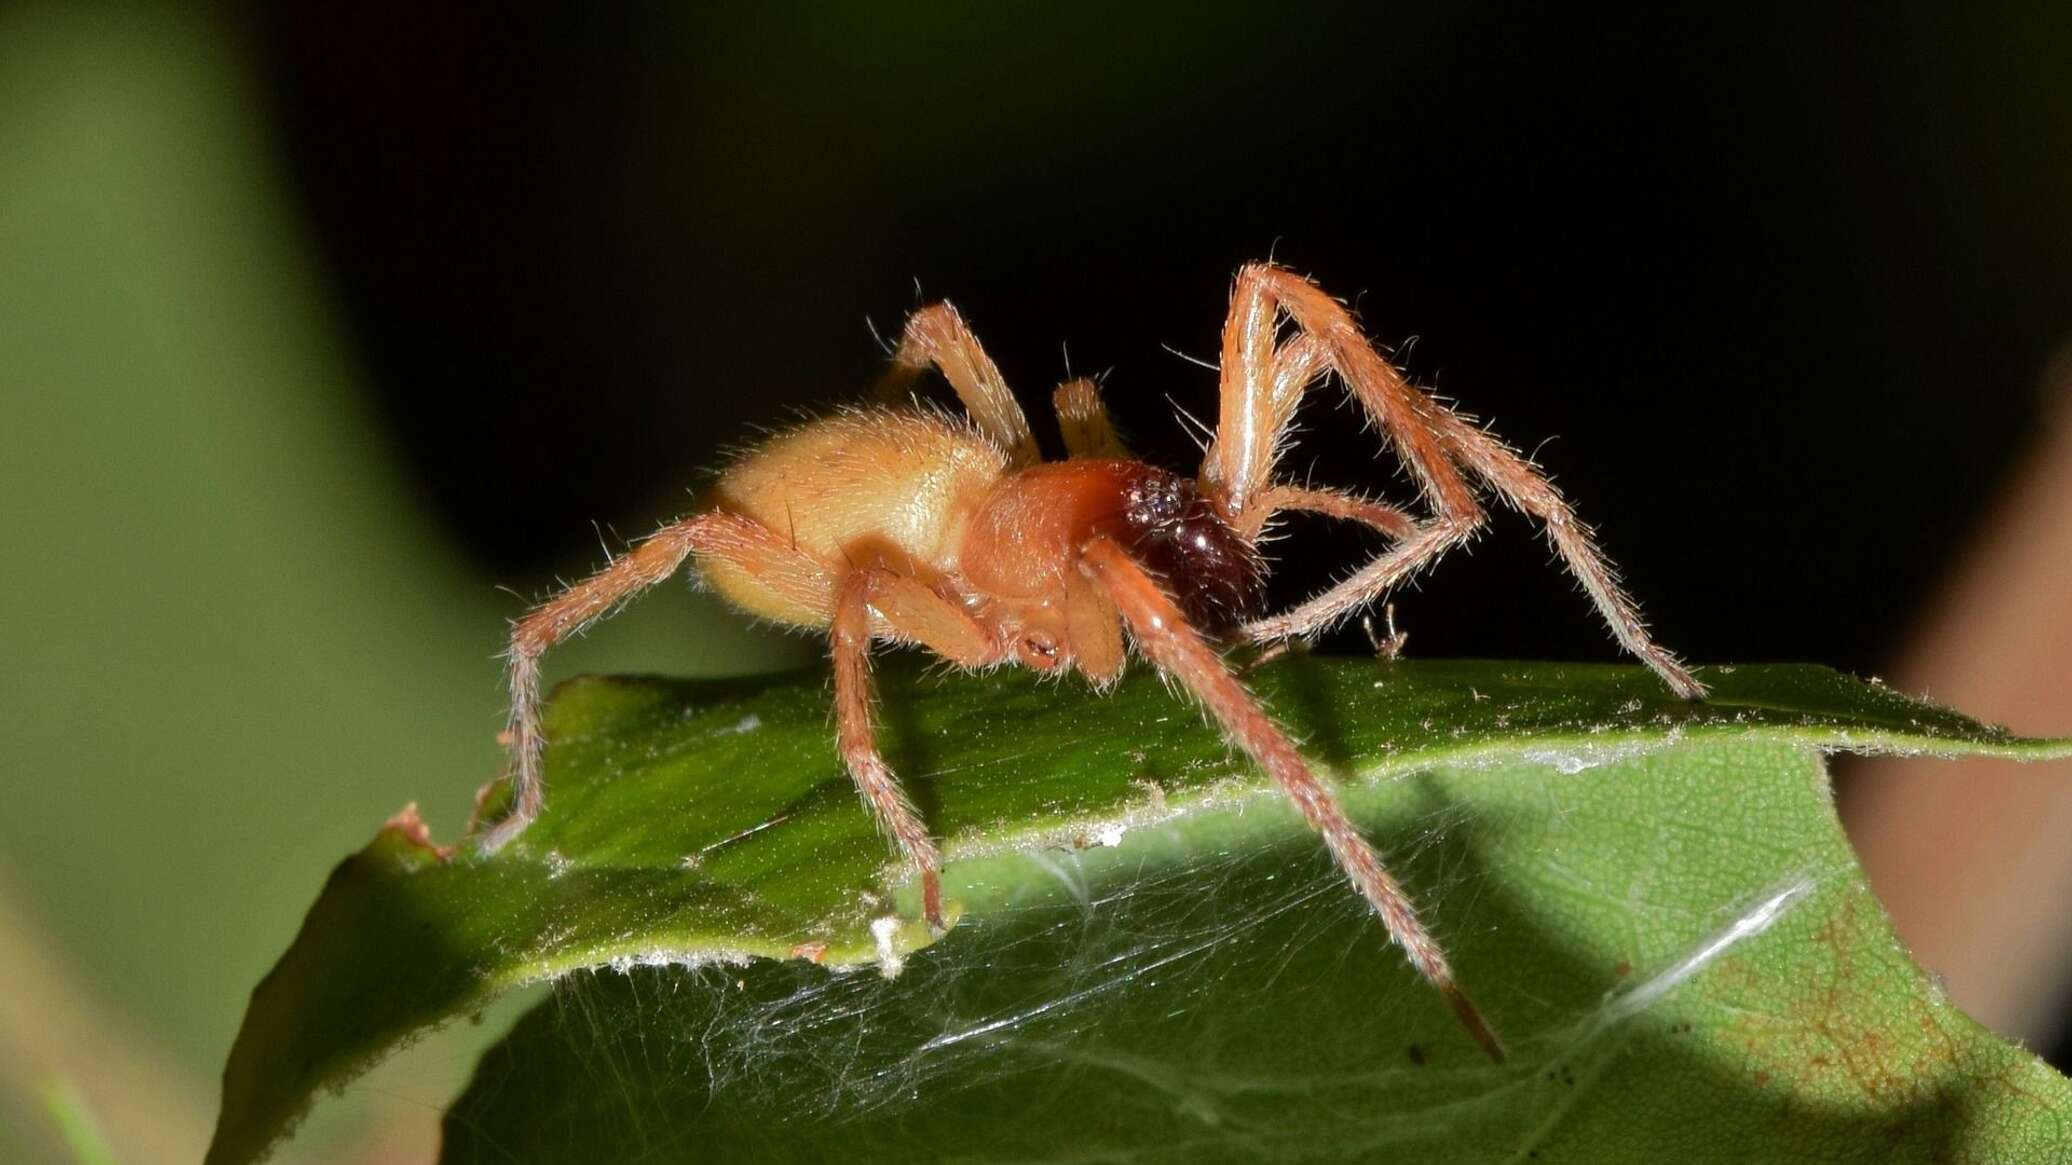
[699,408,1007,627]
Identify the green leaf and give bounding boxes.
[208,660,2072,1164]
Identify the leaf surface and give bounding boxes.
[207,660,2072,1164]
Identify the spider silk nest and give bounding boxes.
[541,800,1485,1121]
[454,741,1842,1157]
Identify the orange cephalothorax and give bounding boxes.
[959,460,1143,602]
[961,460,1261,633]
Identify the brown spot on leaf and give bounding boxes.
[1723,888,1990,1132]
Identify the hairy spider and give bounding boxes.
[475,262,1706,1060]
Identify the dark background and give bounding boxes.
[258,4,2069,678]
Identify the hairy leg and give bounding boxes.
[1208,270,1481,527]
[1205,332,1329,509]
[481,510,765,852]
[1053,377,1129,459]
[1266,334,1330,434]
[833,567,1004,929]
[877,302,1040,467]
[1243,515,1481,643]
[1234,483,1416,543]
[1209,264,1486,643]
[1080,535,1503,1060]
[1420,415,1706,698]
[1212,264,1700,697]
[1230,483,1417,669]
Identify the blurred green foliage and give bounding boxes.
[0,6,792,1161]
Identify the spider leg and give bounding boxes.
[1244,516,1481,644]
[1218,332,1419,542]
[1234,483,1416,544]
[1418,414,1706,698]
[1209,263,1701,698]
[1204,332,1330,512]
[479,510,780,852]
[1079,535,1504,1061]
[833,567,1005,930]
[1053,377,1130,459]
[876,302,1041,467]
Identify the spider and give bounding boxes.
[474,262,1705,1060]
